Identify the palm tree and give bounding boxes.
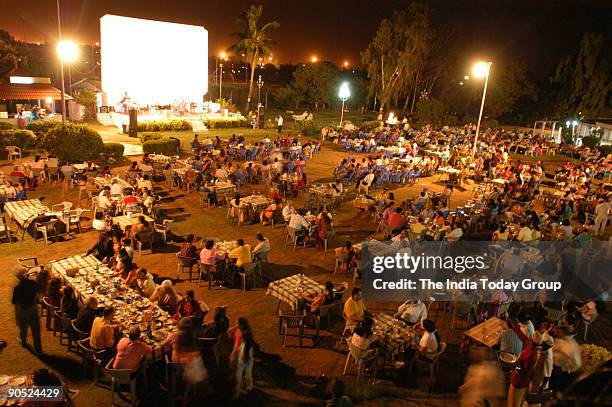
[230,5,279,112]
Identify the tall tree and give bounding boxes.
[230,5,279,112]
[0,30,20,76]
[552,33,611,118]
[486,62,538,118]
[361,3,432,116]
[291,62,339,109]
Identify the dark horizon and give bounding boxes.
[0,0,610,80]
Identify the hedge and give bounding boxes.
[0,122,14,130]
[39,123,105,162]
[203,118,248,129]
[297,119,324,137]
[103,143,125,160]
[142,137,181,155]
[0,129,36,149]
[139,133,164,143]
[136,120,191,132]
[582,135,601,148]
[26,120,61,141]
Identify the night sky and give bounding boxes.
[0,0,610,79]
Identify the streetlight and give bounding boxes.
[311,55,318,63]
[256,75,264,128]
[219,52,227,100]
[343,60,349,69]
[471,60,492,157]
[338,82,350,127]
[56,39,78,122]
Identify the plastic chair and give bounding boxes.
[41,297,58,330]
[176,255,197,281]
[342,338,377,383]
[67,209,83,234]
[0,216,13,243]
[239,262,257,291]
[153,219,173,243]
[105,357,146,406]
[285,227,306,250]
[78,338,106,383]
[6,145,22,160]
[279,311,305,347]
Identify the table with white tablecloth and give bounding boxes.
[266,274,324,311]
[49,254,176,360]
[94,176,132,190]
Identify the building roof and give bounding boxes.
[0,82,73,100]
[71,78,102,93]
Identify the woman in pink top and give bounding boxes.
[113,326,152,370]
[162,317,200,364]
[199,240,226,273]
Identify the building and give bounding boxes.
[0,76,72,119]
[577,119,612,145]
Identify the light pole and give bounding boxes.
[338,82,350,127]
[56,0,65,123]
[219,52,227,101]
[57,40,78,123]
[471,61,492,158]
[256,75,263,128]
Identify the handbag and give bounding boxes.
[183,355,207,384]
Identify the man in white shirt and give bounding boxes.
[289,211,309,232]
[445,223,463,241]
[594,198,610,236]
[137,175,153,192]
[136,268,157,297]
[395,299,427,325]
[517,222,533,242]
[282,201,297,222]
[361,172,375,188]
[110,179,124,196]
[276,115,283,133]
[215,167,228,180]
[271,158,284,174]
[98,190,112,211]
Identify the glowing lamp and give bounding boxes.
[338,82,350,101]
[57,40,79,62]
[472,61,491,78]
[572,120,578,126]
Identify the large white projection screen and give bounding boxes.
[100,15,208,106]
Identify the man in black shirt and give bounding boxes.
[75,296,100,333]
[12,270,42,354]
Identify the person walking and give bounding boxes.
[594,198,610,236]
[12,269,42,355]
[276,115,284,134]
[232,317,256,398]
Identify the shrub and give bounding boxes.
[297,119,324,137]
[581,135,601,148]
[598,145,612,156]
[139,133,164,143]
[0,129,37,149]
[102,143,125,160]
[142,137,180,155]
[136,120,191,132]
[204,118,248,129]
[26,120,60,140]
[39,123,105,162]
[0,122,14,130]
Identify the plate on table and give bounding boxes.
[0,375,8,385]
[8,376,26,386]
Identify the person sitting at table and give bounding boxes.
[301,281,336,326]
[228,239,252,272]
[178,234,199,261]
[282,201,297,222]
[517,221,533,242]
[111,248,133,278]
[59,162,75,184]
[289,209,309,234]
[252,233,270,261]
[200,183,218,207]
[75,296,100,333]
[140,187,155,215]
[350,317,378,368]
[410,217,427,238]
[92,211,108,232]
[45,277,63,307]
[163,317,200,364]
[60,285,79,320]
[137,174,153,193]
[174,289,208,325]
[416,319,442,361]
[200,239,227,281]
[260,198,282,226]
[122,190,139,213]
[492,224,509,241]
[110,179,124,197]
[229,193,248,223]
[14,182,26,200]
[344,288,366,324]
[386,207,407,236]
[150,280,181,314]
[85,234,114,262]
[130,215,150,237]
[123,263,141,286]
[135,268,157,297]
[90,306,118,361]
[113,326,152,370]
[445,222,464,241]
[395,299,427,325]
